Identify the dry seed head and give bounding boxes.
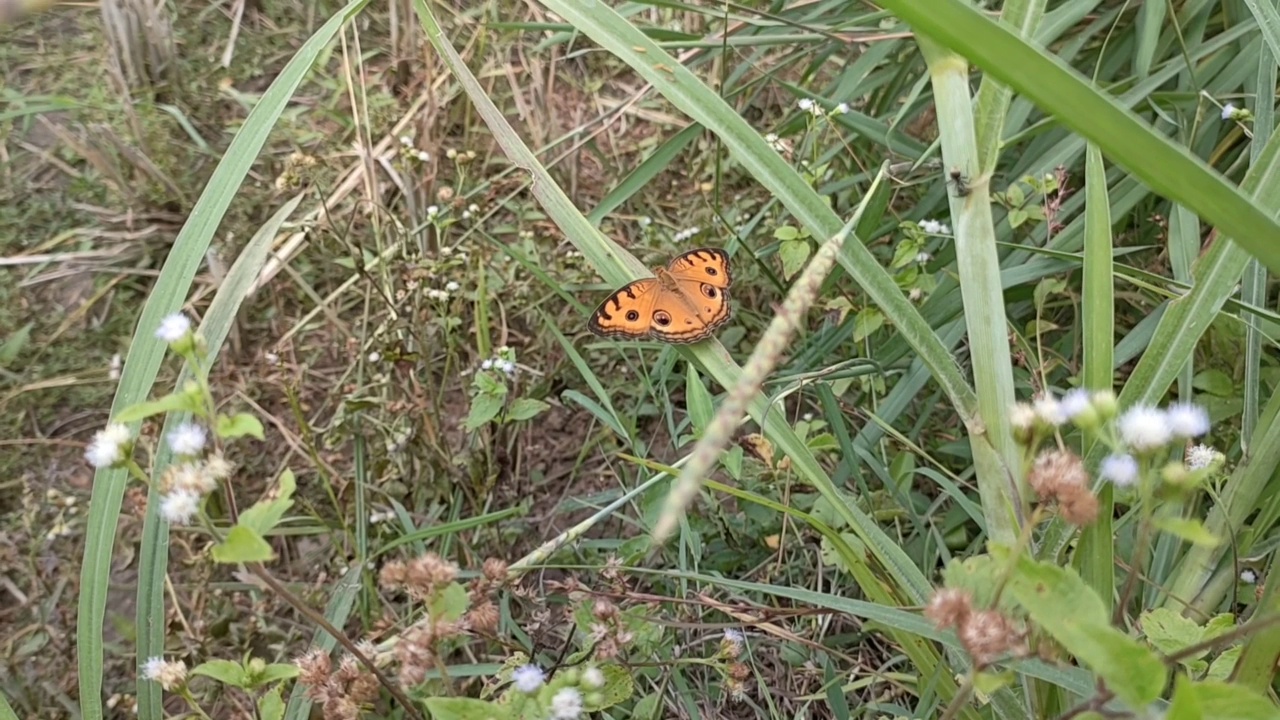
[924,588,973,630]
[296,647,332,690]
[1028,449,1089,501]
[323,695,360,720]
[378,560,407,589]
[593,598,619,621]
[467,601,500,634]
[958,609,1023,667]
[482,557,509,582]
[405,552,459,597]
[1059,489,1100,526]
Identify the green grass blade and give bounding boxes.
[880,0,1280,275]
[74,4,368,716]
[1074,143,1115,613]
[283,564,363,720]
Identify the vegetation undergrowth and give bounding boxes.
[5,0,1280,719]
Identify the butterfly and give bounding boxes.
[588,248,732,343]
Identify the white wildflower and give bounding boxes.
[512,664,544,693]
[1185,444,1220,471]
[445,281,460,292]
[1165,403,1210,438]
[166,422,207,456]
[85,423,132,468]
[1117,405,1172,452]
[160,490,200,525]
[1222,103,1237,120]
[1099,454,1139,487]
[550,688,584,719]
[581,666,605,689]
[141,657,187,691]
[155,313,192,343]
[1060,388,1092,420]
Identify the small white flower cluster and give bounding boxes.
[795,98,824,117]
[1221,103,1237,121]
[918,219,951,235]
[427,205,441,219]
[400,135,430,163]
[85,423,134,469]
[480,356,517,376]
[506,662,605,719]
[763,133,789,153]
[673,227,700,243]
[461,203,481,220]
[155,312,192,344]
[426,280,461,301]
[1014,389,1219,489]
[369,509,395,524]
[141,657,187,691]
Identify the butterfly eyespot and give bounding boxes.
[701,285,717,299]
[705,266,718,276]
[625,310,640,321]
[653,311,672,326]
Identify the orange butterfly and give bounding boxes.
[588,248,732,343]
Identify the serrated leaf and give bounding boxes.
[1174,677,1280,720]
[505,397,549,423]
[1140,607,1204,658]
[258,686,284,720]
[590,664,634,709]
[210,525,275,563]
[192,659,248,687]
[1155,516,1220,547]
[465,393,504,430]
[237,470,296,536]
[1006,556,1166,707]
[778,238,810,280]
[114,393,203,423]
[429,582,471,623]
[852,307,885,343]
[215,412,264,440]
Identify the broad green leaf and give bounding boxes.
[684,365,713,436]
[429,582,471,624]
[1193,370,1235,397]
[237,470,297,537]
[853,307,885,343]
[423,697,510,720]
[210,526,274,563]
[1139,608,1205,658]
[258,687,284,720]
[778,239,810,280]
[1176,678,1280,720]
[192,659,248,687]
[465,394,504,430]
[589,664,634,709]
[256,663,300,684]
[1006,557,1166,707]
[1155,517,1221,547]
[505,398,550,423]
[114,392,203,423]
[215,412,265,440]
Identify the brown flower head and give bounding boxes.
[958,609,1024,667]
[924,588,973,630]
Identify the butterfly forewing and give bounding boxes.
[587,278,661,338]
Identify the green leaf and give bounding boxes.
[1006,556,1166,707]
[778,238,811,280]
[465,394,505,430]
[1206,646,1242,682]
[1140,607,1205,658]
[114,393,203,423]
[685,365,713,437]
[1155,517,1221,547]
[423,697,510,720]
[1193,369,1235,397]
[258,687,284,720]
[192,659,248,687]
[0,322,32,368]
[505,398,550,423]
[853,307,885,343]
[237,469,297,537]
[256,663,300,684]
[429,582,471,623]
[216,412,265,440]
[1172,677,1280,720]
[773,225,800,241]
[210,525,275,563]
[589,664,634,710]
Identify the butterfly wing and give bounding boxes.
[588,277,661,339]
[642,248,731,343]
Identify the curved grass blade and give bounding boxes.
[75,3,369,716]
